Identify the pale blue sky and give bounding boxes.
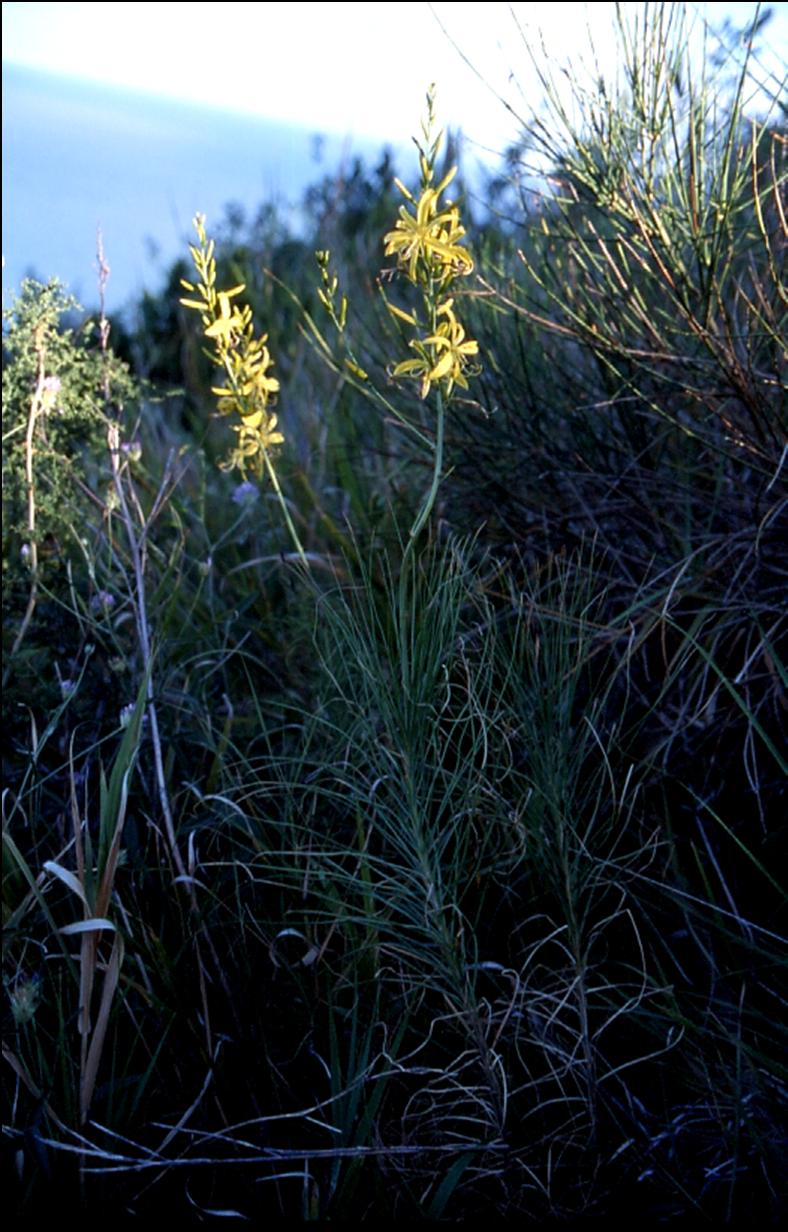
[3,2,786,155]
[3,1,785,307]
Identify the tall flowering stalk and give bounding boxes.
[382,85,479,541]
[180,215,307,565]
[378,87,480,693]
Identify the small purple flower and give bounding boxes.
[60,678,76,699]
[121,439,142,463]
[232,480,259,507]
[90,590,116,613]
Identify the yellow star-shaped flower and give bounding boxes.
[383,167,473,285]
[392,300,479,399]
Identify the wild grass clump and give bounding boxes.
[3,4,786,1221]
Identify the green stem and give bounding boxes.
[409,385,445,543]
[217,351,309,571]
[3,346,46,688]
[398,386,445,693]
[262,448,309,570]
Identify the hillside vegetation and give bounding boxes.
[3,6,786,1221]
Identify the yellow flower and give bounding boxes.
[239,337,280,403]
[392,301,479,399]
[383,166,473,285]
[382,120,479,405]
[181,218,286,476]
[237,412,284,452]
[220,413,285,477]
[203,289,246,346]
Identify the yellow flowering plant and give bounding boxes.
[381,87,479,541]
[380,87,480,690]
[180,215,284,477]
[388,297,478,401]
[384,165,474,288]
[180,214,306,564]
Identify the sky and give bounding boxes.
[3,2,785,307]
[3,1,786,157]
